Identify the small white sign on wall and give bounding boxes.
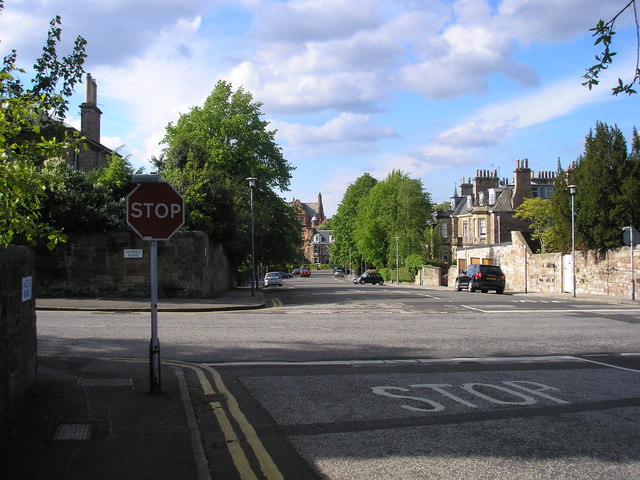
[22,276,32,302]
[124,249,144,258]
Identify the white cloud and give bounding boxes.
[274,113,398,145]
[251,0,380,43]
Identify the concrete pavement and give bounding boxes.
[36,285,266,312]
[2,287,265,480]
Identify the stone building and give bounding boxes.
[291,193,334,264]
[436,159,556,270]
[64,73,113,171]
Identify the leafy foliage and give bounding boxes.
[572,122,639,249]
[40,155,134,233]
[158,80,299,268]
[0,3,86,248]
[354,170,432,268]
[405,253,425,277]
[584,0,640,95]
[327,173,378,268]
[514,197,554,253]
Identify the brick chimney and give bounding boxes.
[459,177,473,197]
[316,193,325,223]
[80,73,102,142]
[473,169,500,203]
[512,158,532,209]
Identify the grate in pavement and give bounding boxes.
[80,377,133,387]
[54,424,92,441]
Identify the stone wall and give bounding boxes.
[0,246,37,423]
[416,266,443,286]
[35,231,235,298]
[452,231,640,298]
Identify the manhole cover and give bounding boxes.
[54,424,92,441]
[80,378,133,387]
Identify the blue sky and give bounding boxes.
[2,0,640,216]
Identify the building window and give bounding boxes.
[479,218,487,237]
[441,223,448,238]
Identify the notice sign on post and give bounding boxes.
[22,276,32,302]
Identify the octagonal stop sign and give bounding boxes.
[126,182,185,240]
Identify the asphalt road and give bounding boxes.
[38,270,640,479]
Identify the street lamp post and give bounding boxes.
[247,177,257,296]
[395,236,399,285]
[568,184,577,298]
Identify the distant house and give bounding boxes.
[291,193,334,264]
[64,73,113,172]
[434,159,556,269]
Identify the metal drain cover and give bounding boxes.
[80,378,133,387]
[54,424,92,441]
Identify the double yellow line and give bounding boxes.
[270,298,284,308]
[178,362,284,480]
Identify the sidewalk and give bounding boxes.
[1,287,265,480]
[1,357,211,480]
[36,285,266,312]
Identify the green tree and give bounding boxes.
[547,160,573,253]
[354,170,432,268]
[0,2,86,248]
[158,80,298,267]
[405,253,424,277]
[572,122,634,249]
[330,173,378,270]
[40,155,134,233]
[514,197,555,253]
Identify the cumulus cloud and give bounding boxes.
[273,113,398,145]
[0,0,209,67]
[251,0,380,43]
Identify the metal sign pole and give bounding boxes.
[631,229,635,301]
[150,240,161,394]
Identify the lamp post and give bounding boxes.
[247,177,257,296]
[395,236,399,285]
[568,184,577,298]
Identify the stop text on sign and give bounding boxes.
[129,202,182,219]
[372,380,570,412]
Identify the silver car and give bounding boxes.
[264,272,283,287]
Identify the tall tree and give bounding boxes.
[330,173,378,269]
[573,122,633,249]
[547,159,573,253]
[354,171,432,268]
[0,2,86,248]
[158,80,298,267]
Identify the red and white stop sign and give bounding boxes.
[126,182,185,240]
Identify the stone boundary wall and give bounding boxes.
[35,231,235,298]
[0,246,37,423]
[416,266,443,286]
[452,231,640,298]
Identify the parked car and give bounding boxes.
[334,268,344,277]
[300,267,311,277]
[264,272,283,287]
[353,272,384,285]
[278,271,292,279]
[455,264,505,293]
[292,268,301,275]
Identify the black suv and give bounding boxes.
[455,264,505,294]
[353,272,385,285]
